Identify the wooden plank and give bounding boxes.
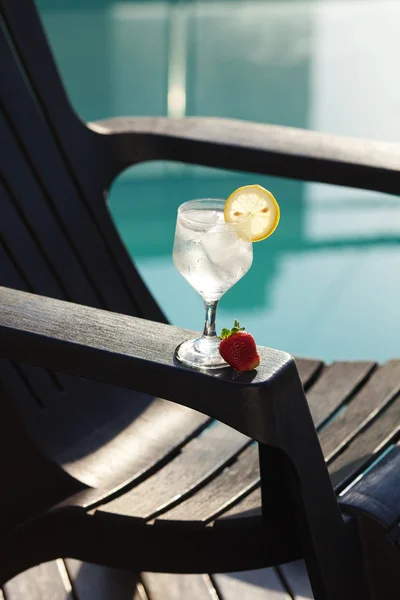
[320,360,400,461]
[0,24,135,314]
[160,446,259,522]
[9,362,60,410]
[307,361,376,428]
[0,359,52,423]
[279,561,314,600]
[0,185,68,404]
[0,240,30,292]
[65,560,145,600]
[0,245,59,412]
[329,397,400,490]
[0,0,108,201]
[97,423,250,520]
[281,358,323,391]
[3,562,74,600]
[293,358,322,390]
[0,178,64,299]
[56,395,212,492]
[0,0,77,136]
[0,108,98,305]
[142,573,217,600]
[218,487,262,521]
[212,570,292,600]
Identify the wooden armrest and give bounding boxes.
[91,116,400,195]
[0,286,295,444]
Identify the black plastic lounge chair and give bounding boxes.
[1,1,399,599]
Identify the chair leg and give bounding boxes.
[258,444,370,600]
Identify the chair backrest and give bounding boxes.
[0,0,165,459]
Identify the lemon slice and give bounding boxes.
[224,184,280,242]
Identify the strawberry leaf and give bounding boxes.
[219,328,231,339]
[219,320,245,339]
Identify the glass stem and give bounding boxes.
[202,300,218,339]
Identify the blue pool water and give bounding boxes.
[37,0,400,362]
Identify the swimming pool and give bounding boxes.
[37,0,400,362]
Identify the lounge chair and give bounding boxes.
[0,1,399,598]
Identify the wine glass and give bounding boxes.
[173,198,253,369]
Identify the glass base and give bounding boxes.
[175,336,229,370]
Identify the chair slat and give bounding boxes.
[293,358,323,390]
[95,423,250,520]
[0,0,111,202]
[0,360,48,418]
[0,0,78,138]
[0,181,67,405]
[329,398,400,491]
[1,25,135,313]
[0,242,28,292]
[9,362,63,410]
[307,361,376,428]
[50,393,212,492]
[0,109,99,304]
[319,360,400,461]
[216,487,262,521]
[160,446,259,522]
[0,179,64,298]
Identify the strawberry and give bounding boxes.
[219,320,260,371]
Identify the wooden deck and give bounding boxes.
[2,559,313,600]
